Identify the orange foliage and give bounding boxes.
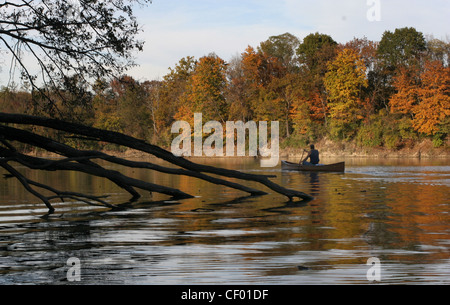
[391,60,450,135]
[187,54,228,122]
[307,90,328,122]
[413,61,450,135]
[173,103,194,126]
[241,46,283,90]
[389,66,420,115]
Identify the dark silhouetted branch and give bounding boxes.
[0,113,314,213]
[0,113,314,202]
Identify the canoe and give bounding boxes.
[281,160,345,172]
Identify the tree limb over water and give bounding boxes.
[0,113,314,212]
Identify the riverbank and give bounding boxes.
[25,138,449,159]
[281,138,450,159]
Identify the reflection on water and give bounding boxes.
[0,157,449,284]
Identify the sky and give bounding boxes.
[128,0,450,81]
[0,0,448,86]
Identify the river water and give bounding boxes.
[0,157,449,285]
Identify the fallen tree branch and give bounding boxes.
[0,113,314,213]
[0,147,194,201]
[0,113,314,201]
[26,180,117,209]
[0,124,268,197]
[0,159,55,212]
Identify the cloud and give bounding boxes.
[3,0,447,84]
[281,0,450,42]
[131,0,315,80]
[131,0,312,80]
[133,23,301,81]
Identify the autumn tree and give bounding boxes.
[142,80,165,143]
[240,45,284,122]
[241,46,282,91]
[187,53,228,123]
[0,87,33,115]
[388,66,420,116]
[289,96,313,141]
[228,35,299,130]
[413,60,450,136]
[296,33,338,125]
[226,54,252,122]
[390,60,450,138]
[166,56,197,124]
[324,48,368,139]
[264,73,300,137]
[342,37,387,113]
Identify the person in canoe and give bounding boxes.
[301,144,320,166]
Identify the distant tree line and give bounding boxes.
[2,27,449,152]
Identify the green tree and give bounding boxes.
[297,33,338,77]
[342,37,386,112]
[110,75,152,140]
[378,27,427,72]
[258,32,300,73]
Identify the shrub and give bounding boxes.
[384,133,401,149]
[356,111,404,149]
[356,118,383,147]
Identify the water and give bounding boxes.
[0,157,449,285]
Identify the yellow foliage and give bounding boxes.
[324,48,368,123]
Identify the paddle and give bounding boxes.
[300,149,306,166]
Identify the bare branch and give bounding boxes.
[0,113,314,201]
[0,124,268,196]
[0,159,55,212]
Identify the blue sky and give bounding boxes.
[129,0,449,81]
[0,0,448,86]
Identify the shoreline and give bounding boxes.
[281,138,450,160]
[25,138,449,160]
